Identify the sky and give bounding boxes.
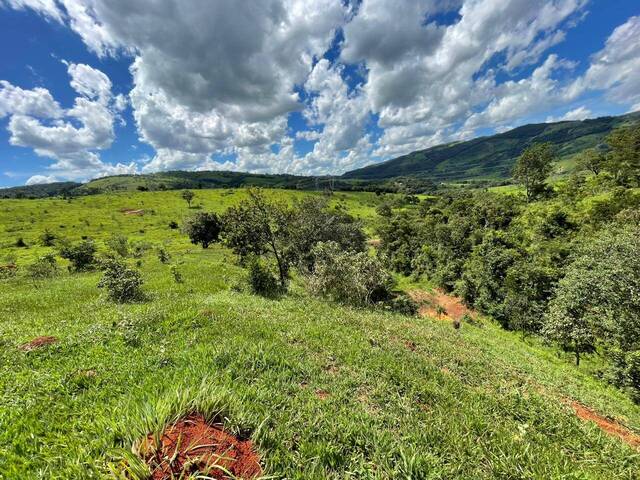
[0,0,639,187]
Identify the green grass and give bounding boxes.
[1,190,640,479]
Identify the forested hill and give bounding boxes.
[343,111,640,181]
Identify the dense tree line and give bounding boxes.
[377,123,640,401]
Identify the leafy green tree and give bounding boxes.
[222,189,291,287]
[183,212,222,249]
[575,148,605,176]
[513,143,555,202]
[456,231,521,327]
[286,197,366,272]
[544,226,640,373]
[606,124,640,186]
[181,190,195,208]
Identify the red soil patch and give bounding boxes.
[139,414,261,480]
[19,336,58,352]
[121,208,145,216]
[409,288,475,322]
[315,389,330,400]
[569,401,640,449]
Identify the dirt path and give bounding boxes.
[408,288,476,321]
[568,401,640,449]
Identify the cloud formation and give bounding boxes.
[2,1,640,183]
[0,62,136,182]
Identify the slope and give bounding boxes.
[344,111,640,181]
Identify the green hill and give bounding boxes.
[343,111,640,182]
[1,189,640,477]
[0,181,81,199]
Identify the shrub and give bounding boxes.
[15,237,28,248]
[157,247,171,264]
[380,293,419,316]
[130,241,152,258]
[97,258,144,302]
[168,220,179,230]
[170,264,184,284]
[26,253,59,280]
[247,258,282,298]
[106,234,129,257]
[183,212,222,249]
[39,229,57,247]
[58,239,97,272]
[308,241,394,307]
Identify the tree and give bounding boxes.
[544,226,640,372]
[181,190,195,208]
[606,124,640,186]
[286,197,366,272]
[576,148,605,176]
[222,189,291,287]
[183,212,222,249]
[513,143,555,202]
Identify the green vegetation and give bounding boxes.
[377,123,640,403]
[2,123,640,478]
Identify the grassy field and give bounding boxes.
[1,189,640,479]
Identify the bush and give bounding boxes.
[130,241,152,258]
[15,237,28,248]
[168,220,179,230]
[380,293,419,316]
[58,239,97,272]
[26,253,59,280]
[308,241,394,307]
[183,212,222,248]
[157,247,171,264]
[247,258,282,298]
[170,264,184,284]
[97,258,144,302]
[106,234,129,257]
[39,229,57,247]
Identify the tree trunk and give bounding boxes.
[575,350,580,367]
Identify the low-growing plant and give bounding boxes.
[168,220,179,230]
[97,258,144,303]
[380,293,419,316]
[58,239,97,272]
[15,237,27,248]
[106,234,130,258]
[39,229,57,247]
[247,258,282,298]
[130,241,152,258]
[26,253,60,281]
[157,247,171,264]
[170,264,184,284]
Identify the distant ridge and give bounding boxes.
[3,111,638,198]
[342,111,640,181]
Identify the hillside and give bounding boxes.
[1,189,640,478]
[343,111,640,181]
[0,181,81,199]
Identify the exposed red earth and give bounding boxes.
[139,414,261,479]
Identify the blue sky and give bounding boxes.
[0,0,639,187]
